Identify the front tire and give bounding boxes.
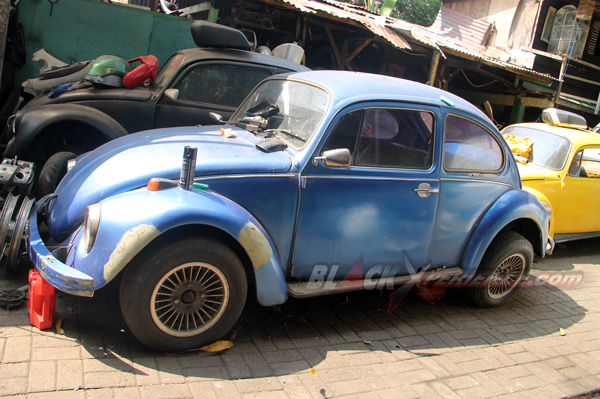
[465,232,533,308]
[119,237,247,352]
[35,151,78,198]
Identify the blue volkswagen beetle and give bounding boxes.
[28,71,551,352]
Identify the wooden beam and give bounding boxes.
[325,26,343,68]
[340,38,373,69]
[564,74,600,87]
[455,90,553,108]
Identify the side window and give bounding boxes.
[569,148,600,178]
[444,114,503,172]
[322,108,434,169]
[355,109,433,169]
[322,110,363,155]
[175,65,270,107]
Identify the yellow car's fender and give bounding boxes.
[522,186,554,237]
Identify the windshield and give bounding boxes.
[503,126,572,170]
[231,79,329,149]
[155,53,184,88]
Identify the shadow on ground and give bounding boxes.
[1,238,596,381]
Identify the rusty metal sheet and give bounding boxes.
[273,0,556,82]
[280,0,411,50]
[429,5,493,50]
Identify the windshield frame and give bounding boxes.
[503,125,573,171]
[155,53,185,88]
[231,77,331,151]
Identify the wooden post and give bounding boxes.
[510,96,525,124]
[426,51,441,86]
[554,56,568,107]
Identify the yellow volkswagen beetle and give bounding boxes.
[502,109,600,243]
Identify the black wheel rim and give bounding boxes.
[150,262,229,337]
[487,254,525,299]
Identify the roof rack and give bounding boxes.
[540,108,587,130]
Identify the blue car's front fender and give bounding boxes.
[461,188,550,277]
[65,186,287,306]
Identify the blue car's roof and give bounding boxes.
[276,70,489,122]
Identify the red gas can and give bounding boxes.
[27,270,56,330]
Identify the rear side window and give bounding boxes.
[444,114,503,172]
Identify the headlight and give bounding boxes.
[83,204,101,253]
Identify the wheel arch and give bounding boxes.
[89,188,289,307]
[461,188,549,278]
[143,224,257,301]
[132,222,288,307]
[5,104,128,164]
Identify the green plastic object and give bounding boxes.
[193,183,209,190]
[440,95,455,107]
[87,55,132,78]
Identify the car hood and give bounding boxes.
[516,162,561,181]
[47,125,292,241]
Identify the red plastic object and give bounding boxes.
[27,270,56,330]
[123,55,159,88]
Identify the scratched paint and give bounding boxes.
[103,224,160,281]
[238,222,273,270]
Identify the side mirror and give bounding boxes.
[313,148,351,168]
[209,112,226,125]
[164,88,179,101]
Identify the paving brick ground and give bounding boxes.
[1,238,599,398]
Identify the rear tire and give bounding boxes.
[35,151,78,198]
[119,236,247,353]
[465,232,533,308]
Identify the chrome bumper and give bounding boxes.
[27,201,95,297]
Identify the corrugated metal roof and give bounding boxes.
[280,0,411,50]
[429,5,493,51]
[265,0,557,82]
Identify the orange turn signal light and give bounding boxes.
[147,178,178,191]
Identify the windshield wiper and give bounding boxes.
[267,129,306,142]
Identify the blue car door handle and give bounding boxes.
[413,183,439,198]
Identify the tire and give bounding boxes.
[465,232,533,308]
[35,151,78,198]
[119,236,247,353]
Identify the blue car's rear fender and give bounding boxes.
[461,189,549,277]
[68,185,287,306]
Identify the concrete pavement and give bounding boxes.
[1,238,599,398]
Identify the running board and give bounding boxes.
[554,231,600,243]
[287,266,462,298]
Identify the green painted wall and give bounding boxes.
[15,0,196,86]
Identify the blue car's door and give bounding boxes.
[290,104,441,281]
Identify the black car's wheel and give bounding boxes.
[35,151,78,198]
[119,237,247,353]
[465,232,532,308]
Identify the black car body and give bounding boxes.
[4,21,309,168]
